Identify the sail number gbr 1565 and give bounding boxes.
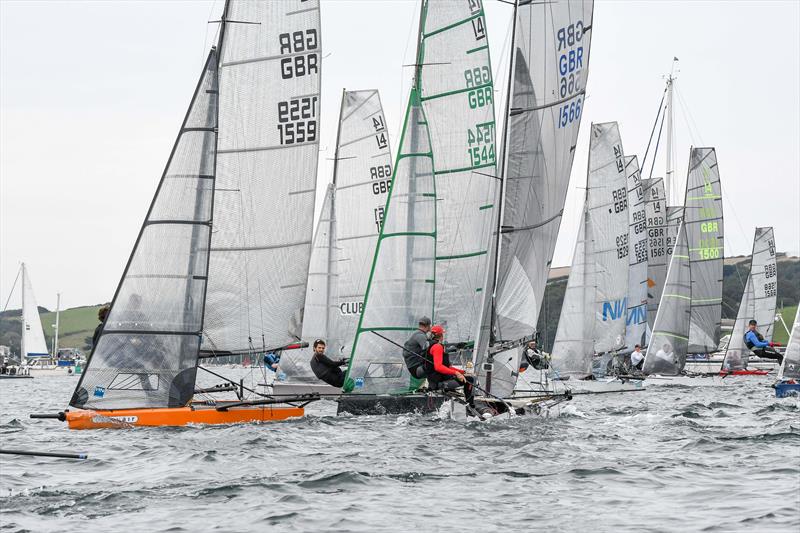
[277,96,318,145]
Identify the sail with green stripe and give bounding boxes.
[684,147,724,353]
[643,222,691,375]
[420,0,499,347]
[343,88,435,394]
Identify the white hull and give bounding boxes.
[26,366,80,377]
[683,359,778,374]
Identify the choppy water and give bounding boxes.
[1,373,798,532]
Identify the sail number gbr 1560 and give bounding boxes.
[277,96,318,145]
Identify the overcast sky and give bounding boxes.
[2,0,798,311]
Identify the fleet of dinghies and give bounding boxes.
[26,0,795,429]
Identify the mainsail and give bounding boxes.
[778,305,800,380]
[685,148,724,353]
[492,0,594,343]
[204,0,322,353]
[550,122,628,377]
[21,263,49,359]
[282,90,393,380]
[643,222,691,375]
[643,177,668,333]
[624,156,649,350]
[345,0,497,393]
[72,50,219,409]
[723,227,777,371]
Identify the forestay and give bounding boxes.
[344,89,435,394]
[204,0,322,353]
[643,222,691,376]
[493,0,594,343]
[685,148,724,353]
[21,264,49,359]
[71,51,219,409]
[778,305,800,380]
[723,227,777,371]
[419,0,498,346]
[624,156,649,350]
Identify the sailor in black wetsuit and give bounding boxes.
[403,316,431,379]
[309,339,348,388]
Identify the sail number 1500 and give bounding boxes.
[557,97,582,128]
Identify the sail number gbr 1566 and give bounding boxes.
[556,19,587,129]
[277,96,318,145]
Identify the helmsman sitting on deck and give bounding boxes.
[310,339,348,388]
[423,325,475,409]
[403,316,432,380]
[744,319,783,365]
[630,344,645,372]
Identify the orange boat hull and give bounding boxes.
[65,405,305,430]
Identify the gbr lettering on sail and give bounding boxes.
[557,20,587,129]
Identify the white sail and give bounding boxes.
[21,263,49,359]
[550,122,628,376]
[493,0,594,342]
[586,123,629,353]
[643,222,691,375]
[778,305,800,380]
[419,0,498,346]
[643,177,668,333]
[685,147,724,353]
[332,90,394,357]
[204,0,322,353]
[624,156,649,350]
[723,227,777,370]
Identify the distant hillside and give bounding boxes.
[537,255,799,352]
[0,304,105,357]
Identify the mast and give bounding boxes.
[489,0,518,344]
[20,263,25,363]
[324,89,346,338]
[664,74,674,204]
[53,293,61,358]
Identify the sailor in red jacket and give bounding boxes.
[424,325,475,408]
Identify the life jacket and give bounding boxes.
[422,341,450,376]
[743,330,764,350]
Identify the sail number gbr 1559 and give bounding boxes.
[277,96,318,145]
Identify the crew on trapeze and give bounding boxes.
[519,340,549,373]
[310,339,348,388]
[744,319,783,364]
[403,319,475,409]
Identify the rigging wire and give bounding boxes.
[2,264,21,312]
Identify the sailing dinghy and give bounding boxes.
[775,306,800,397]
[719,227,778,376]
[477,0,597,406]
[32,0,323,429]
